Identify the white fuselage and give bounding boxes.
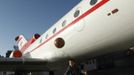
[19,0,134,70]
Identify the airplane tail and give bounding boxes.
[15,35,27,50]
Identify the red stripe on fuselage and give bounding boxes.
[21,37,36,52]
[23,0,109,53]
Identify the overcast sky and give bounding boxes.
[0,0,81,56]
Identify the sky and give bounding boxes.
[0,0,81,56]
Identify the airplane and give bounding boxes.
[0,0,134,75]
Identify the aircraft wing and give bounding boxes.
[0,58,49,71]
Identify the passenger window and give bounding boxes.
[40,38,42,43]
[74,10,80,18]
[46,34,48,39]
[90,0,98,5]
[62,20,66,27]
[53,28,56,33]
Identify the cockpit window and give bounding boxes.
[90,0,98,5]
